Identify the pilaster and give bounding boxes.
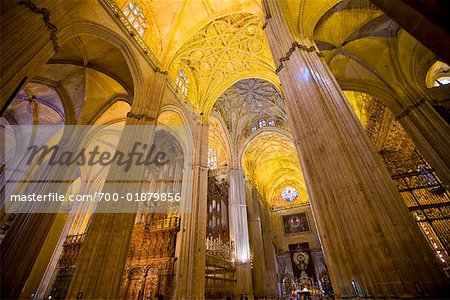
[229,169,253,298]
[172,122,209,299]
[65,72,166,299]
[263,0,449,297]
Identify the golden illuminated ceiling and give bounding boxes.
[242,131,307,208]
[157,110,184,126]
[114,0,265,66]
[114,0,278,114]
[170,13,277,116]
[210,78,304,209]
[94,100,130,125]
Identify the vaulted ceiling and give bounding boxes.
[242,131,307,208]
[169,13,277,116]
[210,78,306,208]
[214,78,287,149]
[281,0,436,109]
[105,0,439,209]
[114,0,265,67]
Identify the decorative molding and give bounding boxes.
[275,42,323,74]
[18,0,60,52]
[126,111,156,121]
[395,98,426,121]
[174,14,274,106]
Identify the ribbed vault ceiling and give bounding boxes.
[242,131,307,208]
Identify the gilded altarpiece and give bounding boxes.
[119,214,180,300]
[49,233,86,299]
[363,97,450,276]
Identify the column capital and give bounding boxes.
[394,98,426,121]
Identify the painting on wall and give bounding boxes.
[283,213,309,234]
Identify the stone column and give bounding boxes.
[32,212,74,299]
[263,1,449,298]
[34,183,99,299]
[172,122,208,299]
[244,180,266,298]
[65,72,166,299]
[1,131,80,299]
[229,169,253,298]
[396,100,450,186]
[258,199,278,297]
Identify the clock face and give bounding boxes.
[282,187,298,202]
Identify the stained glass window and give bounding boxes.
[208,147,217,169]
[259,119,266,127]
[175,69,189,97]
[268,119,275,126]
[123,2,147,36]
[282,187,298,202]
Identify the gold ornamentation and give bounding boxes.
[172,13,276,113]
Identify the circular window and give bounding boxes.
[282,187,298,202]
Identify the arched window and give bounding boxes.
[123,2,147,36]
[175,69,189,97]
[282,187,298,202]
[208,147,217,169]
[268,119,275,126]
[258,119,266,128]
[426,60,450,88]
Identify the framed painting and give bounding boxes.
[283,212,309,234]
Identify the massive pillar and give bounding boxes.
[396,100,450,186]
[0,0,79,110]
[66,72,166,299]
[1,133,80,299]
[258,198,278,297]
[172,122,208,299]
[245,180,266,297]
[263,1,449,298]
[229,169,253,298]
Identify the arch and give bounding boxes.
[202,72,281,121]
[208,113,232,169]
[240,129,306,206]
[338,79,403,113]
[57,21,144,103]
[168,12,278,121]
[238,126,293,168]
[158,104,191,126]
[425,60,450,88]
[165,9,265,68]
[29,77,77,125]
[90,95,132,125]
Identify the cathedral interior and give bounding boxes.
[1,0,450,299]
